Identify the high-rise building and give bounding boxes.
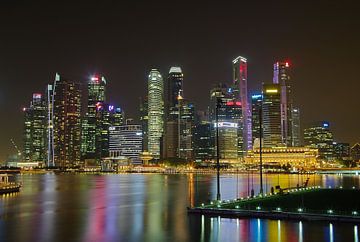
[273,61,293,146]
[291,107,301,146]
[233,56,252,151]
[147,69,164,159]
[193,121,214,161]
[139,96,148,151]
[53,74,82,168]
[81,75,107,161]
[45,83,55,167]
[303,121,334,161]
[351,143,360,162]
[333,142,350,161]
[251,93,262,147]
[109,124,143,163]
[166,67,183,121]
[262,84,282,148]
[209,84,244,161]
[178,99,195,160]
[23,93,47,164]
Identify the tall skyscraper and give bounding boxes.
[251,93,262,147]
[209,84,244,160]
[273,61,293,146]
[304,121,334,161]
[166,67,183,121]
[53,74,82,168]
[46,83,55,167]
[23,93,47,164]
[147,69,164,159]
[139,96,148,151]
[262,84,282,148]
[232,56,252,152]
[291,107,301,146]
[81,75,107,161]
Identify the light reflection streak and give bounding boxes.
[355,225,358,242]
[277,220,281,242]
[329,223,333,242]
[299,221,303,242]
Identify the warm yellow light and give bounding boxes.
[266,89,278,93]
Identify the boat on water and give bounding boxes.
[0,174,21,195]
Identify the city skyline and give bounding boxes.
[1,1,359,160]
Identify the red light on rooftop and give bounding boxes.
[226,101,234,106]
[235,101,241,106]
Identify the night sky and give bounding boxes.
[0,1,359,161]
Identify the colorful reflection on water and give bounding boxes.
[0,173,359,242]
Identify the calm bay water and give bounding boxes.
[0,173,359,242]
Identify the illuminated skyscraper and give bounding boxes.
[166,67,183,121]
[232,56,252,152]
[251,93,262,147]
[304,121,334,161]
[291,107,301,146]
[273,61,293,146]
[109,124,143,163]
[23,93,47,164]
[81,75,107,161]
[45,83,55,167]
[147,69,164,159]
[262,84,282,148]
[139,96,149,151]
[53,74,82,168]
[209,84,244,160]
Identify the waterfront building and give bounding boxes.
[303,121,334,161]
[139,96,148,151]
[291,107,301,146]
[53,74,82,167]
[251,93,262,147]
[109,124,143,163]
[23,93,47,165]
[333,142,351,161]
[147,69,164,159]
[262,84,282,148]
[232,56,252,151]
[351,143,360,162]
[81,75,107,161]
[166,67,183,121]
[209,84,244,161]
[45,83,55,167]
[273,61,293,146]
[193,121,214,161]
[246,147,318,168]
[163,98,195,160]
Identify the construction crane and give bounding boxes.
[10,138,22,157]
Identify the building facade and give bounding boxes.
[53,75,82,168]
[232,56,252,151]
[147,69,164,159]
[23,93,47,164]
[262,84,282,148]
[303,121,334,161]
[109,125,143,163]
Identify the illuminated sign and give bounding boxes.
[322,122,329,128]
[33,93,42,99]
[214,122,238,128]
[91,76,99,81]
[96,102,103,111]
[252,94,262,99]
[285,62,289,67]
[265,89,278,93]
[108,105,114,112]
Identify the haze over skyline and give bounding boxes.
[0,0,359,160]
